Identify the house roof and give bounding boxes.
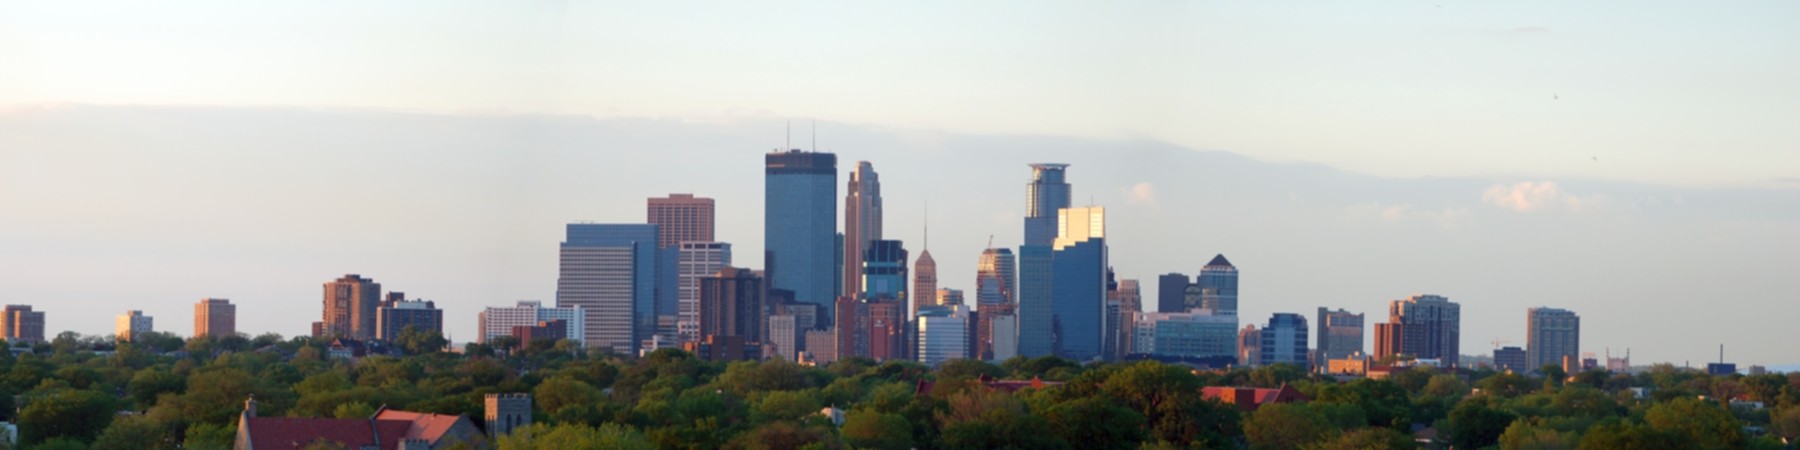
[375,409,468,443]
[1200,384,1308,411]
[241,417,412,450]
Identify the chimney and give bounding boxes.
[243,394,257,417]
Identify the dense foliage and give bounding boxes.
[2,332,1795,450]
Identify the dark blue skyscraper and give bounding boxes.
[1259,313,1309,369]
[1157,273,1191,313]
[1017,163,1070,357]
[1198,254,1239,316]
[1051,206,1107,361]
[765,150,838,328]
[860,240,909,301]
[560,223,660,352]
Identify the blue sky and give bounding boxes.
[2,2,1797,365]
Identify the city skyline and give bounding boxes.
[3,2,1797,367]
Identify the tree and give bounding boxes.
[1498,419,1575,450]
[1448,399,1517,450]
[535,376,602,417]
[19,388,118,446]
[840,409,913,450]
[1770,406,1800,444]
[1042,397,1145,450]
[497,423,654,450]
[1576,421,1693,450]
[1478,372,1536,398]
[722,421,839,450]
[1422,374,1470,398]
[753,390,822,423]
[1100,361,1239,443]
[93,415,178,450]
[1301,427,1417,450]
[396,326,448,356]
[1243,403,1333,450]
[1643,397,1746,449]
[127,368,186,409]
[1540,364,1568,390]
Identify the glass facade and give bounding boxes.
[764,150,838,327]
[861,240,908,301]
[1198,254,1239,316]
[1259,313,1309,369]
[561,223,660,353]
[1051,207,1106,362]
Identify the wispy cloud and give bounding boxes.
[1482,181,1603,212]
[1123,182,1156,206]
[1347,202,1472,229]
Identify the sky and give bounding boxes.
[2,2,1797,366]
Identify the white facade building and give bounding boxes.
[677,242,731,344]
[477,301,585,345]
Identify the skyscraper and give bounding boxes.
[646,193,715,248]
[912,250,936,316]
[860,240,909,301]
[1238,324,1262,367]
[765,150,838,326]
[1259,313,1309,369]
[976,248,1016,305]
[676,242,731,343]
[1527,307,1581,370]
[195,298,236,338]
[1110,279,1141,358]
[0,305,44,343]
[1377,294,1462,366]
[375,299,443,342]
[558,224,659,352]
[1051,206,1107,361]
[1156,273,1190,313]
[697,267,765,344]
[1197,255,1239,316]
[1131,310,1238,360]
[116,310,152,342]
[934,288,964,308]
[843,161,884,298]
[1315,308,1364,370]
[916,305,971,366]
[1017,163,1070,358]
[321,274,381,339]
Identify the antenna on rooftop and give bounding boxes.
[987,234,994,249]
[786,121,791,150]
[812,119,817,152]
[923,200,929,251]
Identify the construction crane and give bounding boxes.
[1491,339,1510,349]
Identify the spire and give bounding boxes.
[923,200,929,251]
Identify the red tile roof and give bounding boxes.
[1201,384,1309,411]
[375,409,469,443]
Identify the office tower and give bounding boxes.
[116,310,152,342]
[558,223,659,353]
[1051,206,1108,361]
[912,252,936,316]
[1197,255,1239,316]
[0,305,45,343]
[1156,273,1190,313]
[772,298,818,333]
[805,329,838,364]
[478,301,585,344]
[676,242,731,343]
[835,296,861,360]
[697,267,765,344]
[934,288,963,308]
[1109,279,1141,359]
[769,315,798,361]
[321,274,382,339]
[1376,294,1463,366]
[1104,297,1123,360]
[1259,313,1309,369]
[1238,325,1262,367]
[375,299,443,342]
[976,248,1016,305]
[1527,307,1581,370]
[1315,308,1365,370]
[1017,164,1069,357]
[916,305,970,366]
[195,298,236,337]
[1130,310,1238,360]
[843,161,884,298]
[647,193,715,248]
[765,150,838,325]
[1494,346,1528,372]
[865,298,908,361]
[861,240,909,301]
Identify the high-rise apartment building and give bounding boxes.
[1017,164,1070,358]
[375,299,443,342]
[116,310,152,342]
[769,314,798,361]
[676,242,731,343]
[916,305,970,366]
[646,193,715,248]
[1315,308,1364,370]
[1052,206,1107,362]
[1198,255,1239,316]
[1,305,45,343]
[764,150,838,326]
[194,298,236,337]
[976,248,1016,305]
[558,223,659,353]
[989,314,1019,362]
[1527,307,1580,370]
[1259,313,1309,369]
[843,161,884,298]
[1109,279,1141,358]
[1157,273,1190,313]
[1494,346,1528,372]
[1237,324,1262,367]
[478,301,584,344]
[697,267,765,345]
[1375,294,1462,366]
[320,274,382,339]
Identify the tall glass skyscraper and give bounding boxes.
[559,223,659,352]
[1198,254,1239,316]
[1259,313,1310,369]
[1052,206,1108,362]
[1017,163,1070,358]
[844,161,883,298]
[860,240,909,301]
[976,248,1016,305]
[765,150,838,328]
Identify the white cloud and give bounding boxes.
[1482,181,1603,212]
[1123,182,1156,206]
